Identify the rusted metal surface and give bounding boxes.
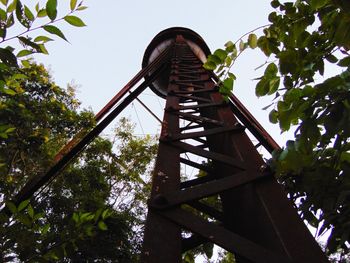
[159,208,290,263]
[133,94,162,123]
[141,40,182,263]
[141,28,328,262]
[228,94,281,153]
[149,171,269,210]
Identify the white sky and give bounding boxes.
[32,0,294,146]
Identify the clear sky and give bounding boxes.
[35,0,293,145]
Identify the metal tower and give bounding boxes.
[140,28,328,263]
[10,28,328,262]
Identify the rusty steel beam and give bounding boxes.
[141,40,182,263]
[95,44,171,122]
[159,208,289,263]
[149,171,269,210]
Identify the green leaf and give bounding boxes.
[43,25,67,41]
[225,56,232,67]
[310,0,327,10]
[37,8,47,17]
[17,49,33,58]
[70,0,77,10]
[248,33,258,49]
[17,49,33,57]
[213,49,227,63]
[72,212,79,223]
[337,56,350,67]
[271,0,280,8]
[5,127,15,133]
[39,44,48,54]
[18,214,31,226]
[0,28,6,40]
[239,40,245,51]
[203,61,216,71]
[284,89,301,103]
[0,7,6,20]
[255,78,269,97]
[34,35,53,43]
[93,208,103,222]
[46,0,57,20]
[257,36,271,56]
[0,0,8,6]
[224,40,235,52]
[18,36,41,52]
[268,77,280,94]
[27,204,34,218]
[76,6,87,11]
[21,59,30,67]
[98,221,108,231]
[316,59,324,76]
[3,87,16,95]
[0,47,18,67]
[24,5,34,21]
[39,44,49,54]
[64,15,86,27]
[6,13,14,28]
[223,77,234,92]
[340,152,350,163]
[101,209,110,220]
[16,0,31,28]
[18,199,30,211]
[228,72,236,80]
[278,50,297,74]
[264,63,278,77]
[6,202,17,214]
[301,85,314,97]
[278,111,292,131]
[269,109,278,123]
[41,224,50,234]
[325,54,338,63]
[203,242,214,259]
[7,0,16,12]
[207,54,221,65]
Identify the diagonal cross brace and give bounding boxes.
[157,208,290,263]
[168,141,247,170]
[150,171,269,209]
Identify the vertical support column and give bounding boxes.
[141,40,182,263]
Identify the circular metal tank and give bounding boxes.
[142,27,211,98]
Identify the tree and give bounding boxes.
[205,0,350,259]
[0,0,87,141]
[0,61,158,262]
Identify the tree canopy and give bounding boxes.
[0,61,158,262]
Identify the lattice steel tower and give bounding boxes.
[11,28,328,262]
[140,28,328,263]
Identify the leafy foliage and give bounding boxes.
[0,0,88,162]
[205,0,350,258]
[0,62,158,262]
